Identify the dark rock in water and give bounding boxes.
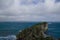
[58,38,60,40]
[16,22,57,40]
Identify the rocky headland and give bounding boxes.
[16,22,59,40]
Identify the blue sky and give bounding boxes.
[56,0,60,2]
[0,0,60,22]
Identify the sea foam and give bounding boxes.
[0,35,16,40]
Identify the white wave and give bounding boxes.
[0,35,16,40]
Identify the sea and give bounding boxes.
[0,22,60,40]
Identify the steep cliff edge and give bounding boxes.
[16,22,57,40]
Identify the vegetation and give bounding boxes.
[16,22,57,40]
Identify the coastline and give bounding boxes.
[16,22,58,40]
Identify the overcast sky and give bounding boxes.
[0,0,60,22]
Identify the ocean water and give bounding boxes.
[0,22,60,40]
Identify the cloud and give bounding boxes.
[0,0,60,22]
[0,0,14,10]
[55,0,60,2]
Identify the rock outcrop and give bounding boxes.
[16,22,57,40]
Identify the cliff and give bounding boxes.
[16,22,57,40]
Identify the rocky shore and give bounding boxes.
[16,22,59,40]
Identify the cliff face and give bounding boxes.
[16,22,56,40]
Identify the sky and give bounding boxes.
[0,0,60,22]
